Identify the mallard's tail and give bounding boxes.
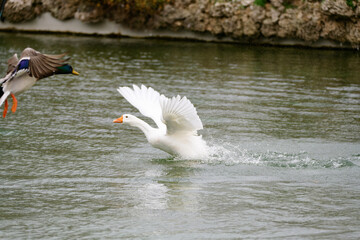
[0,90,10,107]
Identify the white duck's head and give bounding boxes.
[113,114,147,128]
[113,113,153,137]
[113,114,132,124]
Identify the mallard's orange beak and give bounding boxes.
[113,116,123,123]
[72,69,79,75]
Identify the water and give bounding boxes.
[0,32,359,239]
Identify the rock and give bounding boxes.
[209,2,233,18]
[260,4,279,37]
[206,18,223,35]
[3,0,41,23]
[346,21,360,45]
[1,0,359,48]
[189,19,207,32]
[270,7,280,23]
[261,19,277,37]
[162,4,190,25]
[249,5,266,23]
[242,14,259,37]
[184,12,208,32]
[321,18,347,42]
[296,9,322,42]
[74,2,104,23]
[230,15,243,38]
[42,0,80,20]
[221,17,236,35]
[321,0,355,18]
[270,0,284,11]
[277,9,298,38]
[196,0,209,13]
[188,3,203,15]
[241,0,254,7]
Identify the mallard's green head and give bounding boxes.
[56,64,79,75]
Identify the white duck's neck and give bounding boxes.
[128,116,156,139]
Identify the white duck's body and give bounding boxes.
[114,85,208,159]
[151,133,207,158]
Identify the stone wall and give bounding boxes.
[2,0,360,48]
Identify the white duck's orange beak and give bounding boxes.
[113,116,123,123]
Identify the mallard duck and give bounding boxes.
[0,47,79,118]
[113,85,209,159]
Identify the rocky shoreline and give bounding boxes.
[1,0,359,49]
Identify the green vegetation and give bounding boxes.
[254,0,294,8]
[254,0,269,7]
[346,0,358,9]
[282,0,295,9]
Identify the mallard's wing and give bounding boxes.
[20,48,67,79]
[6,53,18,75]
[160,94,203,135]
[0,54,18,85]
[117,85,166,130]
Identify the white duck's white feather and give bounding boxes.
[160,94,203,135]
[116,85,208,159]
[118,85,165,131]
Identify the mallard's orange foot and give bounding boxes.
[3,99,8,118]
[11,93,17,113]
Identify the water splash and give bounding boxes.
[202,141,357,169]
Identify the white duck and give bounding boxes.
[113,85,208,159]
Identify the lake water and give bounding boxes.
[0,32,359,239]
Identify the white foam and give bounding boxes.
[200,140,356,169]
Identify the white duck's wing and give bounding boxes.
[160,94,203,135]
[117,84,165,130]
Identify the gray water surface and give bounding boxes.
[0,33,359,239]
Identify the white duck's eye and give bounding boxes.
[125,116,128,118]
